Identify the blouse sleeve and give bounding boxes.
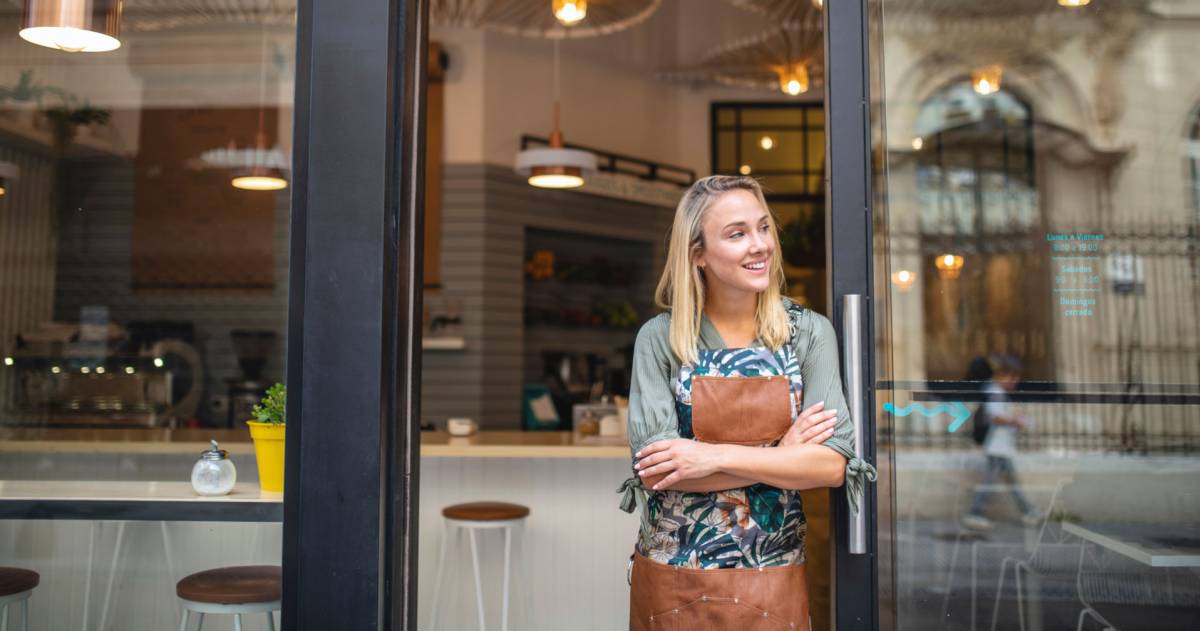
[796,309,877,514]
[617,314,679,544]
[626,314,681,456]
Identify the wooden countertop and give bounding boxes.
[0,429,631,459]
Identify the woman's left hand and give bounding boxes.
[634,439,725,490]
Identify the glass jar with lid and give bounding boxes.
[191,439,237,496]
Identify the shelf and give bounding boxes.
[422,336,466,351]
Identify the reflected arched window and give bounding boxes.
[1191,109,1200,224]
[910,82,1049,380]
[912,83,1036,235]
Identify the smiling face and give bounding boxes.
[692,189,777,296]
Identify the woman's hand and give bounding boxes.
[779,401,839,447]
[634,439,726,490]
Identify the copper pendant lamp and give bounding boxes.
[20,0,123,53]
[514,40,596,188]
[232,24,288,191]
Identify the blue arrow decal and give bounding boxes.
[883,401,971,433]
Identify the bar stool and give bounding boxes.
[176,565,281,631]
[427,501,530,631]
[0,567,38,631]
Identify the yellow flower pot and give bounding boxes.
[247,421,286,492]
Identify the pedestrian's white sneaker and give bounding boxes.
[962,514,993,531]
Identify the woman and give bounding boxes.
[618,175,874,630]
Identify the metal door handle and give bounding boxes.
[842,294,866,555]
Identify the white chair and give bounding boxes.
[427,502,530,631]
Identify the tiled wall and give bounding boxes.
[422,164,674,428]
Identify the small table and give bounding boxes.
[1062,521,1200,568]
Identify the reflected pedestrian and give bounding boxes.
[962,355,1039,530]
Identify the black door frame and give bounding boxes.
[283,0,426,628]
[825,0,881,629]
[283,0,879,626]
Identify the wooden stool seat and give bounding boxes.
[0,567,38,597]
[442,501,530,521]
[176,565,281,605]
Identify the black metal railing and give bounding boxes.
[520,134,696,187]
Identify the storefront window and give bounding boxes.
[1,3,294,627]
[872,1,1200,629]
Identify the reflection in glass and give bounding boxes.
[2,2,294,628]
[873,1,1200,629]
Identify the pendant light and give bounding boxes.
[20,0,122,53]
[232,25,287,192]
[514,40,596,189]
[553,0,587,26]
[1058,0,1090,6]
[0,161,19,198]
[935,253,964,279]
[775,62,809,96]
[971,64,1003,95]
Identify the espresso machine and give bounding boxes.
[226,330,276,427]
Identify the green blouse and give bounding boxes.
[617,299,877,545]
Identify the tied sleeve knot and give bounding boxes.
[843,457,878,515]
[617,473,654,547]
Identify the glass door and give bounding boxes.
[868,1,1200,630]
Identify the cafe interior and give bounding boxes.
[2,0,1200,629]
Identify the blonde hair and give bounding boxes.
[654,175,791,365]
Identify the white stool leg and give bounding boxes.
[234,613,244,631]
[501,526,512,631]
[517,522,533,629]
[266,610,277,631]
[179,608,190,631]
[427,520,452,631]
[99,521,127,631]
[2,602,9,631]
[20,599,27,631]
[468,528,487,631]
[195,612,204,631]
[82,521,96,631]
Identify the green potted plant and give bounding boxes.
[247,383,286,492]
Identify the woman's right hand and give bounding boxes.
[779,400,839,447]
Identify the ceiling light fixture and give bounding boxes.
[232,22,287,191]
[776,63,810,96]
[1058,0,1090,6]
[514,39,596,189]
[20,0,122,53]
[759,136,775,151]
[935,253,964,279]
[971,65,1003,95]
[739,164,752,175]
[552,0,587,26]
[891,269,915,292]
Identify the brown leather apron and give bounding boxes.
[629,552,810,631]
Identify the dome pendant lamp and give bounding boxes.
[232,25,287,191]
[515,39,596,189]
[20,0,122,53]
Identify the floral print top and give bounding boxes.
[634,343,809,569]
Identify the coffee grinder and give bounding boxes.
[226,330,276,427]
